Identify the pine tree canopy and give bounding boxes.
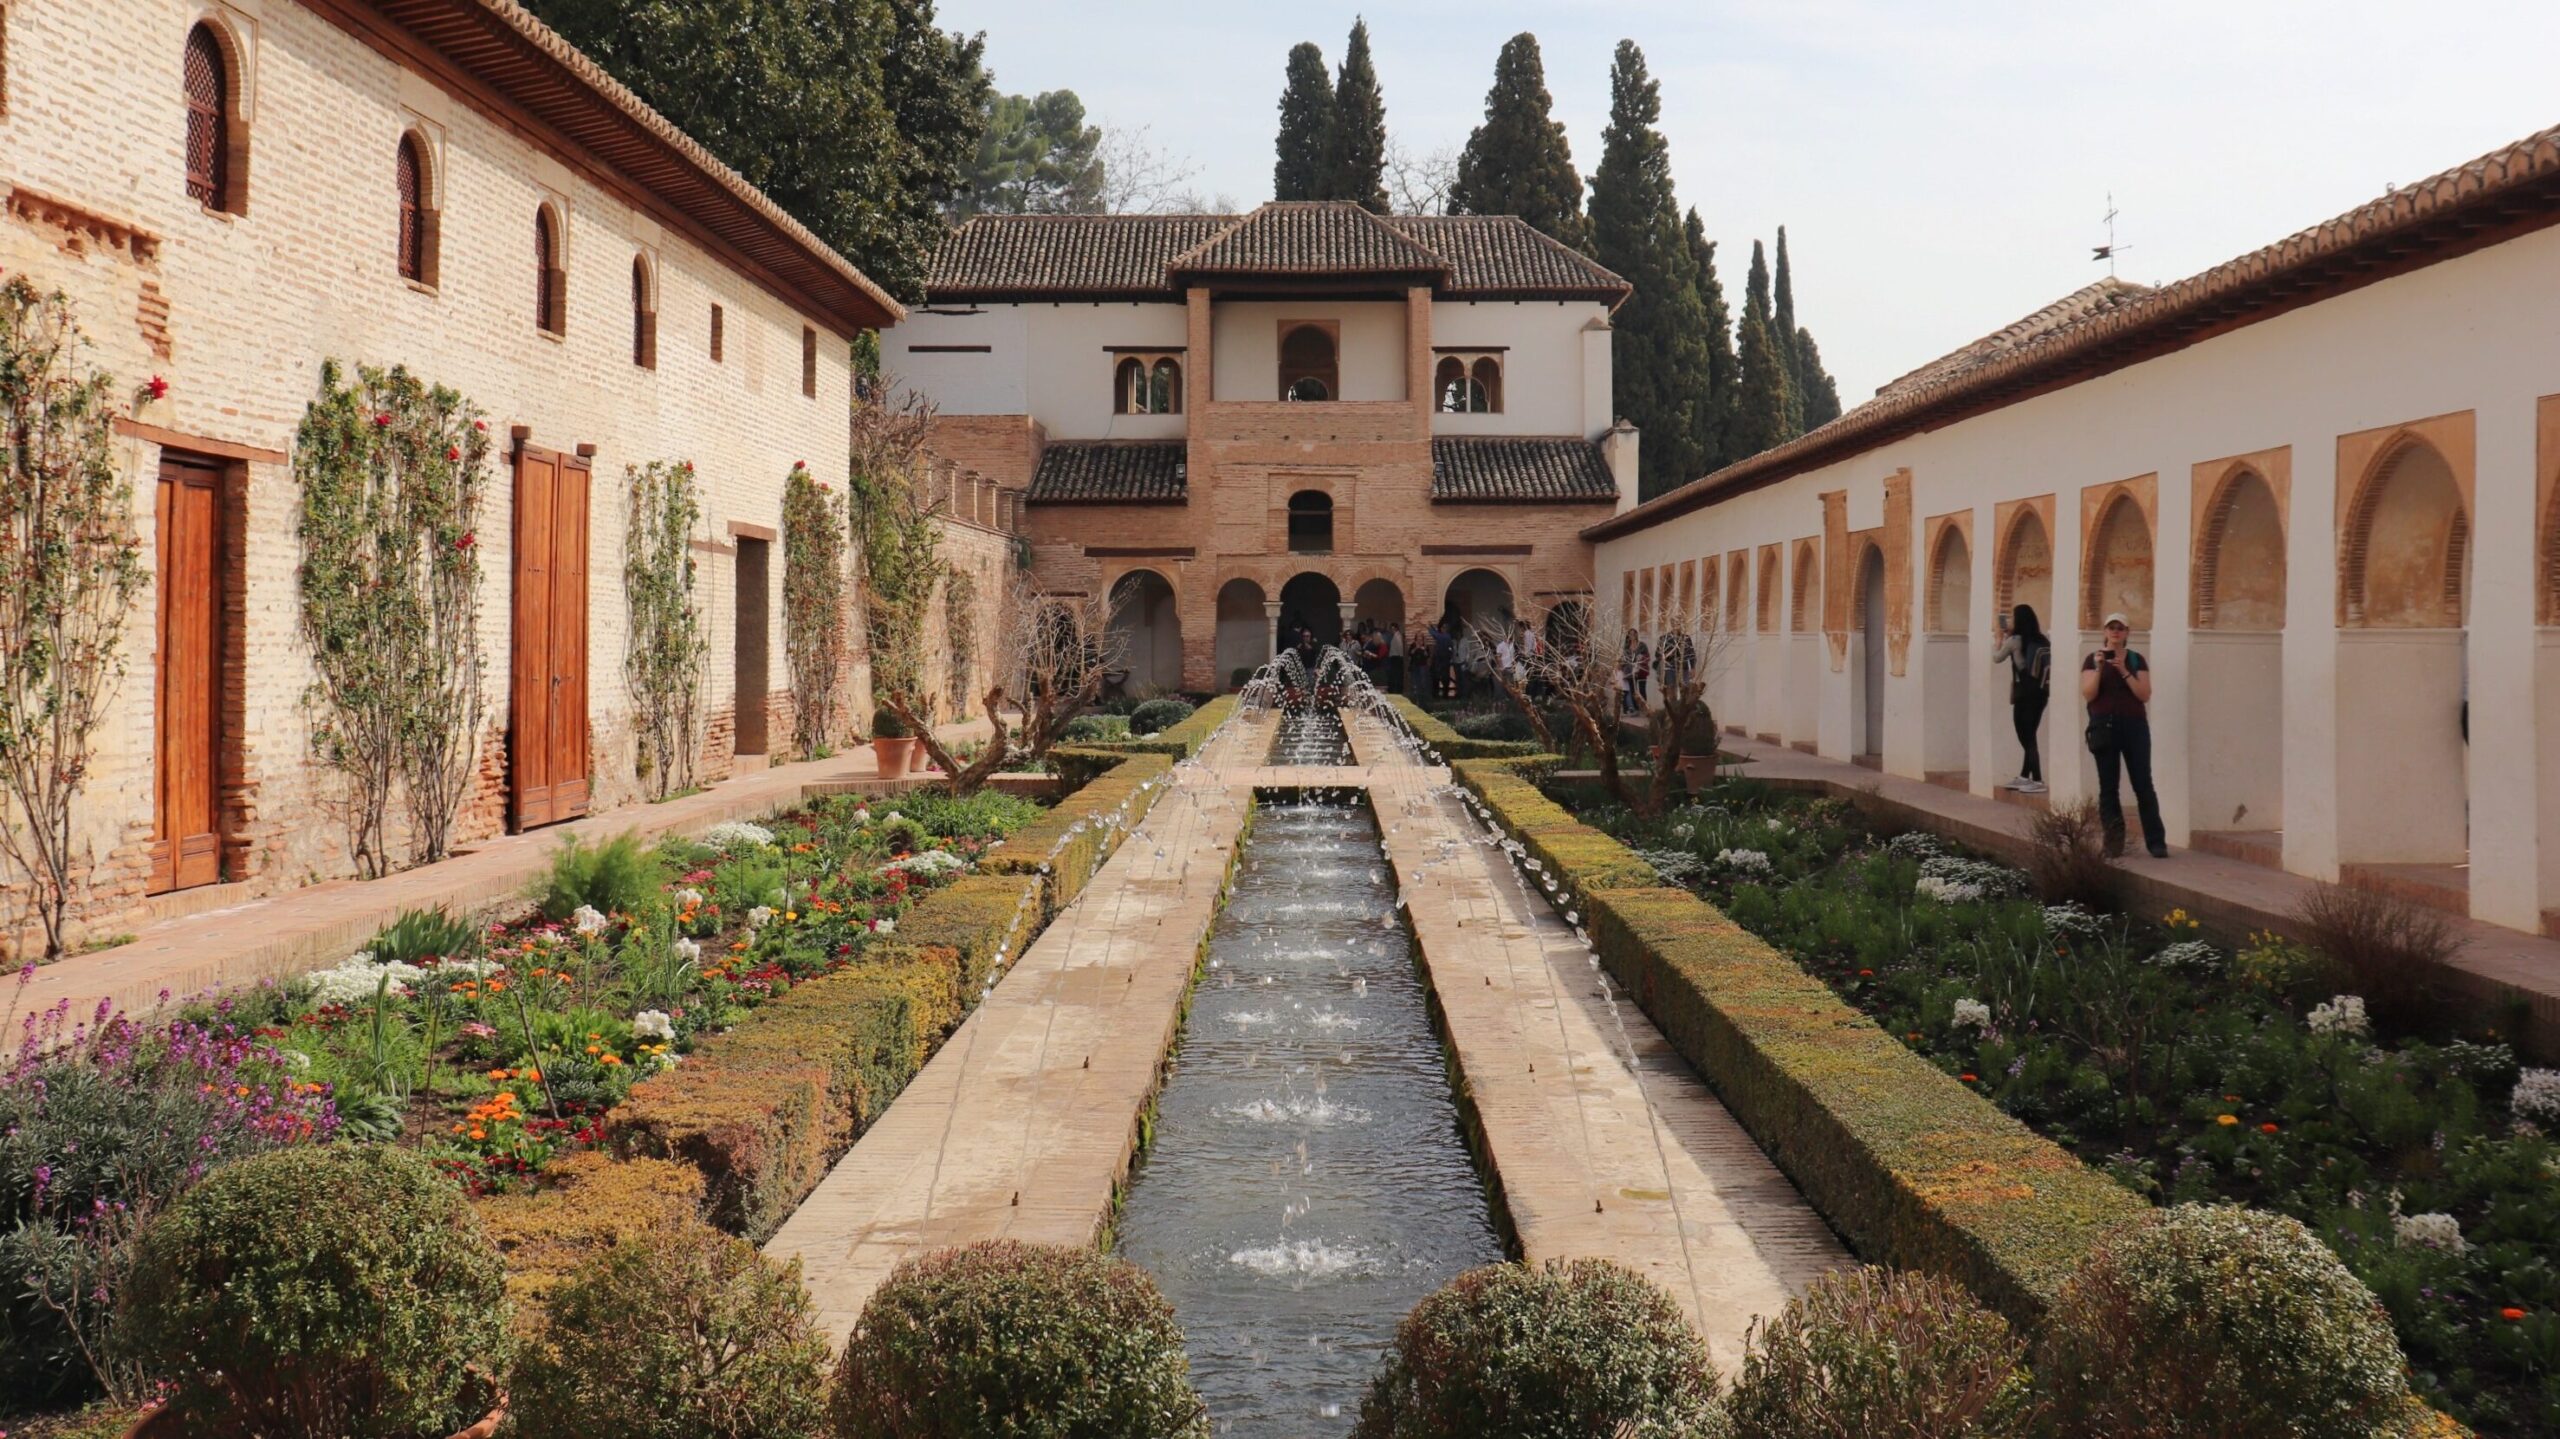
[528,0,987,306]
[1735,310,1793,460]
[1322,19,1391,212]
[1274,42,1335,202]
[1448,33,1587,250]
[1589,40,1713,501]
[953,89,1103,218]
[1685,207,1738,474]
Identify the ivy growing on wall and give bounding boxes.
[943,566,977,722]
[295,361,489,877]
[622,459,706,800]
[781,462,848,757]
[849,388,944,729]
[0,279,145,958]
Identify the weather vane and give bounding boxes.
[2092,192,2131,275]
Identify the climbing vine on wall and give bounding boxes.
[944,566,978,722]
[781,462,848,757]
[849,386,944,726]
[0,279,144,958]
[623,460,707,800]
[295,361,490,877]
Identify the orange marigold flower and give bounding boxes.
[601,1054,623,1066]
[585,1044,602,1055]
[2260,1122,2281,1134]
[1959,1073,1979,1082]
[469,1128,487,1141]
[2216,1114,2240,1126]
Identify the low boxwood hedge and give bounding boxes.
[983,751,1177,916]
[473,1151,706,1323]
[1449,754,2147,1327]
[1387,695,1541,761]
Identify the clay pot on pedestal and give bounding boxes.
[870,706,916,780]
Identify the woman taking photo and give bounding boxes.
[1990,604,2051,793]
[2081,611,2167,859]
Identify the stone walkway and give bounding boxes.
[765,713,1277,1346]
[9,718,997,1034]
[771,707,1845,1365]
[1350,717,1847,1368]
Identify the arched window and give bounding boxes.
[1433,353,1504,413]
[1287,490,1334,554]
[1114,357,1145,413]
[1151,357,1181,414]
[534,207,565,334]
[1111,353,1183,414]
[1279,323,1337,402]
[1472,356,1503,413]
[631,256,657,369]
[183,25,233,211]
[395,133,437,286]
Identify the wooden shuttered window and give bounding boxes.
[396,133,439,286]
[535,209,566,334]
[184,26,228,209]
[801,325,817,397]
[632,258,656,369]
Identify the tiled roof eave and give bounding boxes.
[1022,494,1190,506]
[1584,120,2560,543]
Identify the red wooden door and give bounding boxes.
[152,453,223,893]
[511,446,591,828]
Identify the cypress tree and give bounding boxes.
[1323,19,1390,212]
[1734,313,1792,460]
[1685,207,1737,471]
[1794,326,1844,428]
[1448,33,1587,250]
[1273,42,1334,202]
[1587,40,1712,501]
[1772,227,1806,437]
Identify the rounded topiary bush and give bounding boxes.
[829,1239,1207,1438]
[1725,1266,2036,1438]
[2037,1204,2414,1437]
[510,1220,831,1439]
[1352,1259,1721,1439]
[1128,697,1195,736]
[118,1144,510,1439]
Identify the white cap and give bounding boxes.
[2103,612,2131,629]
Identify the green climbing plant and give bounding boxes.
[0,279,145,958]
[944,566,978,722]
[848,386,943,727]
[296,361,490,877]
[781,463,848,756]
[622,459,706,800]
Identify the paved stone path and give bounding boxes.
[1347,716,1847,1368]
[765,713,1278,1346]
[9,717,997,1034]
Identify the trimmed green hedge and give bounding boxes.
[1450,755,2148,1327]
[983,751,1177,917]
[869,872,1045,1005]
[1387,695,1541,761]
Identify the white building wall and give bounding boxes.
[1212,299,1407,403]
[885,302,1189,440]
[1427,300,1613,438]
[1596,221,2560,934]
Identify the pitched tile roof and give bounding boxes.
[1431,437,1617,503]
[1868,278,2154,402]
[1170,203,1451,281]
[1586,116,2560,543]
[1025,441,1188,505]
[928,204,1629,305]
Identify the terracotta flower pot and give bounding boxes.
[871,735,916,780]
[1678,751,1719,791]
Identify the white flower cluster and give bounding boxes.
[1715,848,1774,876]
[2148,940,2225,978]
[1765,817,1792,834]
[673,887,704,908]
[1918,855,2022,900]
[2041,903,2105,940]
[2307,994,2371,1038]
[673,936,701,965]
[436,957,506,980]
[2512,1068,2560,1126]
[699,820,777,852]
[633,1010,675,1041]
[870,917,898,935]
[1636,849,1707,885]
[1669,823,1695,841]
[570,905,609,936]
[2393,1210,2468,1254]
[884,849,967,877]
[852,807,873,825]
[1885,831,1948,861]
[305,954,428,1007]
[1951,998,1994,1032]
[1915,875,1984,904]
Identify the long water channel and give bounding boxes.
[1113,710,1502,1436]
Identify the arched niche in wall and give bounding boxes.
[2079,478,2156,632]
[1214,576,1269,686]
[1107,568,1182,694]
[2341,436,2470,629]
[1994,500,2056,631]
[1927,522,1972,635]
[2193,462,2288,630]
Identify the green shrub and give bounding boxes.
[2038,1205,2415,1437]
[1725,1266,2036,1438]
[888,788,1045,841]
[829,1239,1208,1438]
[1352,1259,1721,1439]
[510,1220,831,1439]
[1128,697,1195,736]
[1451,709,1534,742]
[538,832,664,921]
[118,1145,510,1438]
[1060,713,1130,743]
[366,904,480,965]
[871,705,910,739]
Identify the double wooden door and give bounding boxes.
[511,445,591,828]
[151,453,224,893]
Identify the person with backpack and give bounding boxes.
[1991,604,2051,794]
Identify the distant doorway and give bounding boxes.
[1857,545,1886,760]
[1279,571,1341,649]
[734,536,770,757]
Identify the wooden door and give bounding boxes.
[511,445,592,828]
[151,453,223,893]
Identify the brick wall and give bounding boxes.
[0,1,861,950]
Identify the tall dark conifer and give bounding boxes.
[1273,42,1335,201]
[1449,33,1587,250]
[1323,19,1390,212]
[1772,227,1806,437]
[1794,328,1844,428]
[1684,208,1737,471]
[1587,41,1712,500]
[1734,238,1792,458]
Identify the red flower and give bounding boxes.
[794,460,807,471]
[2504,1307,2529,1322]
[1959,1073,1979,1083]
[455,531,476,550]
[373,413,393,428]
[2259,1122,2280,1134]
[145,375,169,400]
[1856,968,1874,978]
[445,445,462,462]
[474,419,488,432]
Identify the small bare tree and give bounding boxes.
[1474,597,1730,818]
[1384,139,1459,216]
[889,572,1124,794]
[1095,120,1205,214]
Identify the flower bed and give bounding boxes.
[1568,778,2556,1436]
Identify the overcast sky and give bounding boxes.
[935,0,2559,403]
